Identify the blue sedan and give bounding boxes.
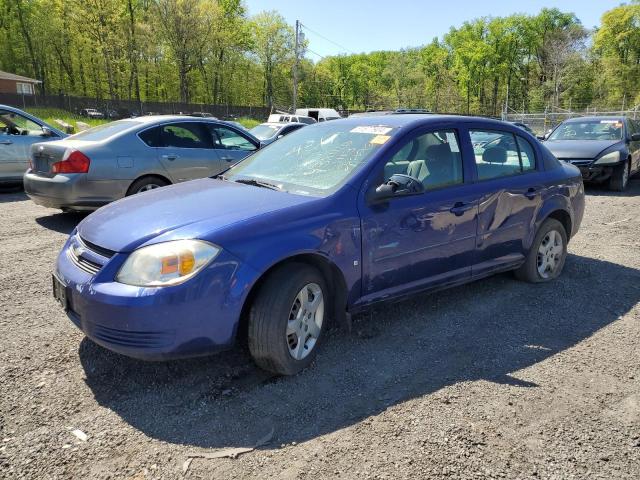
[53,115,585,375]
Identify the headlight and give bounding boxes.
[594,151,620,165]
[116,240,220,287]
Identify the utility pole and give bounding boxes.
[293,20,300,112]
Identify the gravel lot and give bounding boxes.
[1,180,639,479]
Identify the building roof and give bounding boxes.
[0,70,41,83]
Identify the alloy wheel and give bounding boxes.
[286,283,324,360]
[537,229,563,279]
[137,183,161,193]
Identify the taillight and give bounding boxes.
[52,150,90,174]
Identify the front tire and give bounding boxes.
[515,218,567,283]
[248,263,328,375]
[609,160,630,192]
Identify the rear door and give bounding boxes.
[207,124,258,166]
[155,121,223,182]
[465,125,546,276]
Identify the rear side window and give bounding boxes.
[516,136,536,171]
[139,127,160,147]
[471,130,537,180]
[159,122,212,149]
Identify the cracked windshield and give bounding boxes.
[227,122,397,195]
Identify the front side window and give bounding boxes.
[471,130,536,180]
[209,125,256,151]
[548,120,623,141]
[385,129,463,190]
[159,122,211,149]
[0,109,46,137]
[227,122,398,196]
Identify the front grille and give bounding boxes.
[78,236,115,259]
[67,249,102,275]
[560,158,593,167]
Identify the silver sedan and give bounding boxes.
[0,105,66,184]
[24,116,260,211]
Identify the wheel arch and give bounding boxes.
[545,209,572,242]
[126,173,172,195]
[236,252,349,345]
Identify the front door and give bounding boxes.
[0,109,51,180]
[207,124,258,167]
[359,127,478,303]
[156,121,223,182]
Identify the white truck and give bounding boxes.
[295,108,341,122]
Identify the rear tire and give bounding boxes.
[126,176,169,196]
[515,218,567,283]
[248,263,328,375]
[609,160,630,192]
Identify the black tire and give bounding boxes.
[515,218,567,283]
[609,160,630,192]
[248,263,328,375]
[126,176,169,196]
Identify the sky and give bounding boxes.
[244,0,623,59]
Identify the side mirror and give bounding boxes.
[368,174,424,203]
[631,133,640,142]
[536,135,545,141]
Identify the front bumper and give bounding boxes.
[23,171,128,210]
[55,234,257,360]
[565,160,621,183]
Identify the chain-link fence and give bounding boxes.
[503,106,640,136]
[0,93,271,121]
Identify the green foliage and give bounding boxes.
[0,1,637,113]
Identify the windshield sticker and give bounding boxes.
[445,132,460,152]
[370,134,391,145]
[350,126,393,135]
[600,120,620,124]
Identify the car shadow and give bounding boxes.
[0,186,27,202]
[35,212,87,234]
[79,254,640,449]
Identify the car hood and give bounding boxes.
[544,139,621,160]
[77,178,316,252]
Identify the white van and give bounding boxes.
[267,113,316,124]
[295,108,342,122]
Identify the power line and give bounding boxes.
[306,48,326,60]
[299,22,355,55]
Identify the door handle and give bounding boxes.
[220,156,235,161]
[0,140,13,145]
[524,187,540,200]
[161,154,178,161]
[450,202,474,216]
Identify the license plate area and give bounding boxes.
[52,273,68,311]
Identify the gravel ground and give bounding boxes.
[1,180,639,480]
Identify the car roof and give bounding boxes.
[336,113,513,130]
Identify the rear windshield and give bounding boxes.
[250,124,280,140]
[69,120,141,141]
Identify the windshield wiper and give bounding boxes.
[233,178,282,191]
